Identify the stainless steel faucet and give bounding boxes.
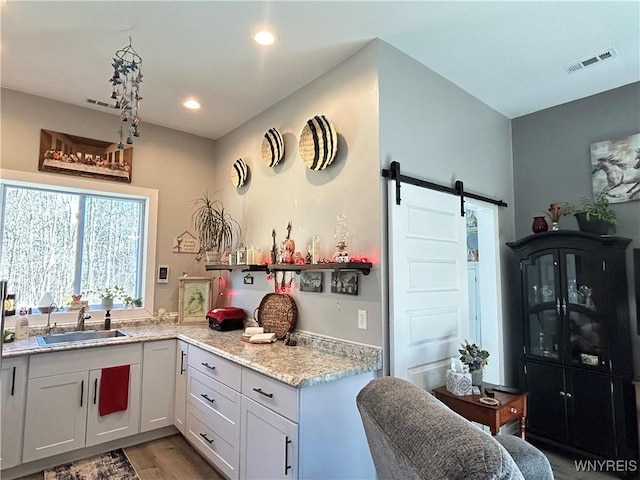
[77,306,91,331]
[45,302,57,335]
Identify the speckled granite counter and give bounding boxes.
[2,321,382,388]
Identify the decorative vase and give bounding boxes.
[532,216,548,233]
[471,369,483,386]
[551,221,559,231]
[101,297,114,310]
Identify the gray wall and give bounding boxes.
[512,81,640,373]
[376,40,515,379]
[0,88,218,317]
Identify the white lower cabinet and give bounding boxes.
[22,344,142,463]
[186,346,241,479]
[174,340,188,434]
[240,396,298,480]
[1,356,28,469]
[140,339,176,432]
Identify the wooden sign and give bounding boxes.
[172,231,199,253]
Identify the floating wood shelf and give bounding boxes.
[205,264,269,272]
[268,262,373,276]
[205,262,373,275]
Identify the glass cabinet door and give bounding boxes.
[562,251,608,370]
[523,251,561,360]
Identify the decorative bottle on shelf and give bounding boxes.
[311,235,321,264]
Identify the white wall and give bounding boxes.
[0,88,217,317]
[211,43,383,346]
[376,41,515,379]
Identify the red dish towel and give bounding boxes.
[99,365,130,416]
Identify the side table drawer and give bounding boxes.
[497,396,526,426]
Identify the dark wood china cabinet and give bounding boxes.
[507,231,637,468]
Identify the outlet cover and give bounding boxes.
[357,309,368,329]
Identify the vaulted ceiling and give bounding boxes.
[2,1,638,140]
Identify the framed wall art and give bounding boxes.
[178,277,212,323]
[331,271,358,295]
[300,271,323,293]
[38,129,133,183]
[590,132,640,203]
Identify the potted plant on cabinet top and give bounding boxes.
[192,191,240,263]
[562,194,617,235]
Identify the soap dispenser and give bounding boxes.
[104,310,111,330]
[15,308,30,340]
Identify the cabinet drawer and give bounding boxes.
[497,396,526,427]
[187,410,239,480]
[188,346,241,391]
[242,368,298,422]
[188,368,241,443]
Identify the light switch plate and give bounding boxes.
[357,309,367,329]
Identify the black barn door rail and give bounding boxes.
[382,161,508,215]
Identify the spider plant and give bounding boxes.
[191,191,240,262]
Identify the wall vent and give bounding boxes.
[86,98,115,108]
[566,48,617,74]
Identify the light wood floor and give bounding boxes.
[18,434,624,480]
[17,434,224,480]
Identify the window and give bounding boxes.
[0,170,157,316]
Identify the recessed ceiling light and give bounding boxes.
[183,99,201,110]
[253,30,278,47]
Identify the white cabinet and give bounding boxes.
[85,364,141,447]
[22,344,142,462]
[140,339,176,432]
[174,340,188,434]
[23,371,88,461]
[186,345,242,480]
[1,356,28,469]
[240,396,297,480]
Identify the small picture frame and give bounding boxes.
[178,277,212,323]
[331,271,358,295]
[157,265,169,283]
[300,271,323,293]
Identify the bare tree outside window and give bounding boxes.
[0,185,144,310]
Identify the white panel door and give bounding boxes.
[388,182,469,391]
[22,371,88,462]
[140,339,176,432]
[1,356,28,469]
[175,340,189,434]
[85,364,141,447]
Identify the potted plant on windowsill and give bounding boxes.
[562,194,617,235]
[192,191,240,263]
[87,286,125,310]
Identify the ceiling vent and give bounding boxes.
[86,98,116,109]
[566,48,617,73]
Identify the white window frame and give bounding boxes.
[0,168,158,325]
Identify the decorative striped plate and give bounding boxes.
[299,115,338,171]
[261,128,284,167]
[230,158,248,187]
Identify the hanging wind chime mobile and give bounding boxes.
[110,37,143,149]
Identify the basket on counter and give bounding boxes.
[254,293,297,339]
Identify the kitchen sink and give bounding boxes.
[36,329,129,346]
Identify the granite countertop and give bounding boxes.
[2,321,382,388]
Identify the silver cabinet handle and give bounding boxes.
[559,391,565,396]
[562,298,567,315]
[556,298,561,315]
[566,392,572,399]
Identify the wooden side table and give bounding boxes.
[433,385,527,439]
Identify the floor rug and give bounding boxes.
[44,448,139,480]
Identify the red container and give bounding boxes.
[532,216,548,233]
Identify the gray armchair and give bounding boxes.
[356,377,554,480]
